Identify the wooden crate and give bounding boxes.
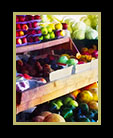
[16,37,98,114]
[16,37,79,54]
[16,63,98,114]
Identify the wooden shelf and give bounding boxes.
[16,37,71,54]
[16,61,98,114]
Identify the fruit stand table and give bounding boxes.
[16,37,98,114]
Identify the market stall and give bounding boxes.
[16,14,99,123]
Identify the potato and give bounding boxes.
[44,113,65,122]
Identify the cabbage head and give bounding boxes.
[85,28,98,39]
[72,30,85,40]
[72,21,87,31]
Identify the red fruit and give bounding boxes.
[27,37,34,42]
[78,61,85,64]
[36,29,41,34]
[34,15,41,19]
[32,22,38,28]
[55,30,61,37]
[27,22,32,28]
[16,16,19,22]
[21,24,28,31]
[19,16,25,22]
[31,30,36,35]
[16,24,21,30]
[16,38,22,44]
[22,37,27,43]
[16,31,19,37]
[62,23,68,29]
[82,51,90,55]
[92,50,98,58]
[48,55,55,61]
[28,15,34,20]
[23,74,32,80]
[34,36,40,42]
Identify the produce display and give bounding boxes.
[40,15,98,40]
[16,14,99,123]
[16,15,69,47]
[16,43,98,85]
[76,45,98,63]
[16,82,98,122]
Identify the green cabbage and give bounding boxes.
[72,21,87,31]
[85,28,98,39]
[72,30,85,40]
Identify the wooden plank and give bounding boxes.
[16,37,70,54]
[76,59,98,73]
[16,67,98,114]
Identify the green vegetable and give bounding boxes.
[72,21,87,31]
[85,28,98,39]
[72,30,85,40]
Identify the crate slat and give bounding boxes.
[16,66,98,114]
[16,37,70,54]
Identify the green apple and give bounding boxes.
[39,35,44,41]
[63,97,73,105]
[41,27,48,35]
[67,58,78,66]
[50,32,55,39]
[68,100,78,109]
[58,56,68,64]
[56,99,63,109]
[46,26,52,33]
[44,33,50,40]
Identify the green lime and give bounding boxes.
[68,100,78,109]
[63,97,73,105]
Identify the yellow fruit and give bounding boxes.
[81,47,88,53]
[71,89,81,99]
[44,113,65,122]
[60,30,65,36]
[88,101,98,110]
[89,88,98,101]
[55,23,63,30]
[84,82,98,90]
[76,52,82,59]
[77,90,93,103]
[61,54,70,59]
[85,55,92,62]
[48,23,55,30]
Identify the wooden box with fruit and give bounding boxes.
[16,37,98,114]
